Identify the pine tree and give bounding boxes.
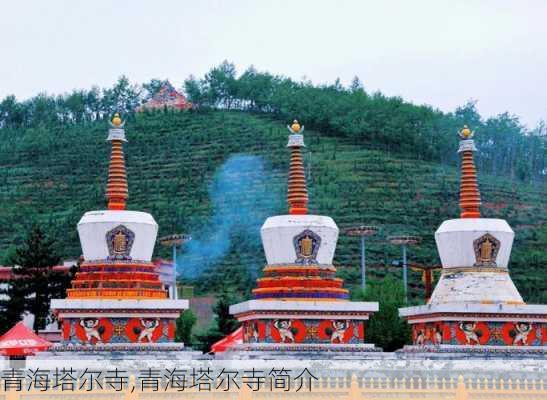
[175,309,197,345]
[349,76,364,93]
[193,291,241,352]
[353,276,411,351]
[8,225,72,332]
[0,279,27,336]
[214,292,240,335]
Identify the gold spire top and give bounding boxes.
[111,113,122,127]
[106,113,128,210]
[290,120,301,133]
[459,125,474,139]
[286,119,308,215]
[458,125,481,218]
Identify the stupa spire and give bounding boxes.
[106,113,128,210]
[286,120,308,215]
[458,125,481,218]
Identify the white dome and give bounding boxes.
[430,217,523,305]
[261,214,338,265]
[77,210,158,262]
[435,218,514,269]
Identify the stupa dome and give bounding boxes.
[435,218,514,270]
[77,210,158,262]
[261,214,338,265]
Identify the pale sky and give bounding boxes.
[1,0,546,127]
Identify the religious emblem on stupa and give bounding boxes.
[293,229,321,264]
[106,225,135,259]
[473,233,500,267]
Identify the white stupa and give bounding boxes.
[50,114,192,355]
[228,120,378,355]
[399,126,546,353]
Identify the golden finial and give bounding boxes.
[290,120,301,133]
[111,113,122,127]
[459,125,474,139]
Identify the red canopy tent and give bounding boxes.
[211,327,243,353]
[0,322,53,357]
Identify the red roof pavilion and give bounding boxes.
[0,322,52,357]
[210,327,243,353]
[136,83,191,112]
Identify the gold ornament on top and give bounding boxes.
[288,119,304,134]
[459,125,474,139]
[110,113,125,128]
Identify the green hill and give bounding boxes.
[0,110,545,303]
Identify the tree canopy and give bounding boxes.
[353,276,411,351]
[1,64,543,182]
[184,62,545,182]
[0,225,72,332]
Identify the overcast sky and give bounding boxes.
[1,0,546,127]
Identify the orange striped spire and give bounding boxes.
[106,113,128,210]
[287,120,308,215]
[458,125,481,218]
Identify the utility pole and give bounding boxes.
[345,226,379,291]
[388,235,421,302]
[159,233,191,299]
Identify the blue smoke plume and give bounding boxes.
[176,154,282,279]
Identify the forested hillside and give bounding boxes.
[0,64,545,303]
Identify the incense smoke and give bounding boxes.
[176,154,282,279]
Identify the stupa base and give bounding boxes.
[51,342,187,352]
[399,344,547,359]
[230,299,378,349]
[51,298,188,346]
[233,342,378,352]
[31,342,204,361]
[28,348,205,365]
[217,343,381,360]
[399,303,547,348]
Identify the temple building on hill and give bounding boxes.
[136,83,191,112]
[399,126,546,354]
[228,120,378,357]
[49,114,195,357]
